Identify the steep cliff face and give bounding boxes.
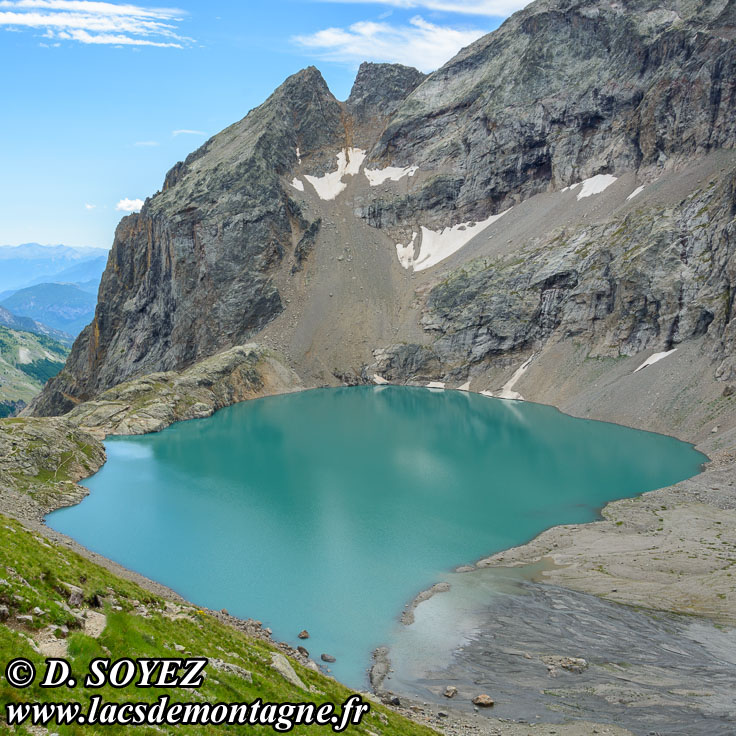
[34,62,428,416]
[33,0,736,418]
[360,0,736,231]
[33,69,341,414]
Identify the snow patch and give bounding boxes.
[396,232,418,270]
[634,348,677,373]
[627,185,645,201]
[296,147,302,164]
[17,347,31,365]
[426,381,445,390]
[480,390,495,398]
[497,356,533,401]
[365,165,418,186]
[561,175,618,199]
[304,148,367,201]
[396,209,511,272]
[373,374,389,385]
[457,381,471,392]
[576,174,617,200]
[290,178,304,192]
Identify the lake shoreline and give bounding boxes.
[2,349,735,735]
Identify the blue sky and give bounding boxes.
[0,0,527,248]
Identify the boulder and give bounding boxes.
[270,653,306,690]
[210,659,252,682]
[66,585,84,607]
[472,694,494,707]
[542,655,588,674]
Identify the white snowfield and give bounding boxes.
[364,165,418,186]
[372,374,389,385]
[396,232,418,270]
[396,209,511,272]
[290,178,304,192]
[426,381,446,389]
[304,148,367,200]
[496,356,533,401]
[627,185,645,200]
[634,348,677,373]
[562,174,618,200]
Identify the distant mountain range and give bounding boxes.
[0,244,108,294]
[0,244,107,339]
[0,305,73,345]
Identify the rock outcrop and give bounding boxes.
[0,416,105,519]
[64,344,302,438]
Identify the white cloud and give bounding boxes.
[134,140,159,146]
[317,0,530,15]
[84,202,96,209]
[116,197,144,212]
[293,15,486,73]
[172,129,205,136]
[0,0,191,47]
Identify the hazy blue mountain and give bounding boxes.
[0,282,96,337]
[0,305,73,345]
[0,243,108,293]
[73,278,102,294]
[27,255,107,292]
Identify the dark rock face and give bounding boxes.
[292,218,322,274]
[363,0,736,228]
[346,62,426,133]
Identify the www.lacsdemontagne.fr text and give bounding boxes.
[6,693,370,731]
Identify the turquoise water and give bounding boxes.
[47,386,705,688]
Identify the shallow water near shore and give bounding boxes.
[385,564,736,733]
[46,386,705,688]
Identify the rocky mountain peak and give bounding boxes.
[346,62,426,124]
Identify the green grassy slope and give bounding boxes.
[0,327,69,417]
[0,517,437,735]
